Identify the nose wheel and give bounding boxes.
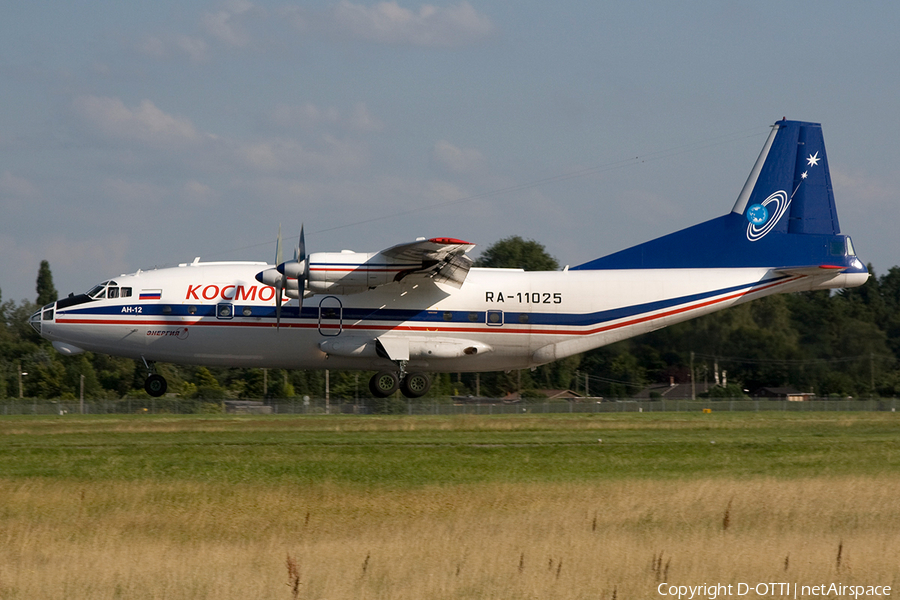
[141,356,168,397]
[144,374,168,397]
[368,371,431,398]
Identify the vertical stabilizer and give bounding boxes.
[574,119,861,271]
[732,120,840,237]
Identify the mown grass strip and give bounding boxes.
[0,412,897,485]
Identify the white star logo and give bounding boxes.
[807,151,820,167]
[801,171,808,179]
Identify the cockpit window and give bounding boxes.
[847,238,856,256]
[87,280,129,300]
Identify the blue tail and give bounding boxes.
[573,119,864,272]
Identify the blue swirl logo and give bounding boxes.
[747,204,769,225]
[746,190,790,242]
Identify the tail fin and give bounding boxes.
[574,119,864,272]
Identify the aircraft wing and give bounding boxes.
[382,237,476,288]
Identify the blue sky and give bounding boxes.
[2,1,898,302]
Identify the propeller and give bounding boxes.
[255,225,307,329]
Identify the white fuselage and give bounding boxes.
[37,261,865,373]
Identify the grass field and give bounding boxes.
[1,412,898,598]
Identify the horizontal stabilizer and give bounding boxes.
[774,265,846,277]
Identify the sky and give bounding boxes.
[2,1,898,303]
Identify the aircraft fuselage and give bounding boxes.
[34,261,866,373]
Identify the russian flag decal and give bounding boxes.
[140,289,162,300]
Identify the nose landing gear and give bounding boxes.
[144,374,168,397]
[141,357,168,397]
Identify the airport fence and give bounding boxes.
[0,397,898,416]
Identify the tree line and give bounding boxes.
[2,240,898,405]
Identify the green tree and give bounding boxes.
[35,260,58,306]
[475,236,559,271]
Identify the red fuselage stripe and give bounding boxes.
[54,277,799,337]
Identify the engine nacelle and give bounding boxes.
[306,251,411,295]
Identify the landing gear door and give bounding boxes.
[318,296,343,336]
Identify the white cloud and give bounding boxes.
[201,0,256,47]
[101,178,167,205]
[182,181,219,206]
[44,235,131,275]
[831,168,893,208]
[432,140,485,174]
[73,96,201,146]
[176,36,210,63]
[235,135,369,175]
[268,101,383,133]
[348,102,384,132]
[332,1,494,47]
[0,234,131,302]
[137,36,167,58]
[269,103,341,129]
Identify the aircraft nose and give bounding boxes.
[29,302,55,336]
[29,309,42,335]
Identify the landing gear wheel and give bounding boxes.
[400,372,431,398]
[144,374,168,397]
[369,371,399,398]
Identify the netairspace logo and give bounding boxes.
[657,582,892,599]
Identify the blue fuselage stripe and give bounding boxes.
[56,276,787,329]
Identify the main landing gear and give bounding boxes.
[142,357,168,397]
[368,370,431,399]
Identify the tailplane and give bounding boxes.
[574,119,865,275]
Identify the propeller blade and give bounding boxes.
[271,224,306,329]
[275,277,283,330]
[298,224,306,265]
[275,223,283,267]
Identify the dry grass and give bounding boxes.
[1,477,898,599]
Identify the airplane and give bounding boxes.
[30,119,868,399]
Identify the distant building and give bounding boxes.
[753,387,815,401]
[635,381,714,400]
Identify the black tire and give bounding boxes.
[400,372,431,398]
[369,371,399,398]
[144,374,168,397]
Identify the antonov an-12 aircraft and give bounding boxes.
[31,120,868,398]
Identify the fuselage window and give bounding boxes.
[108,287,120,299]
